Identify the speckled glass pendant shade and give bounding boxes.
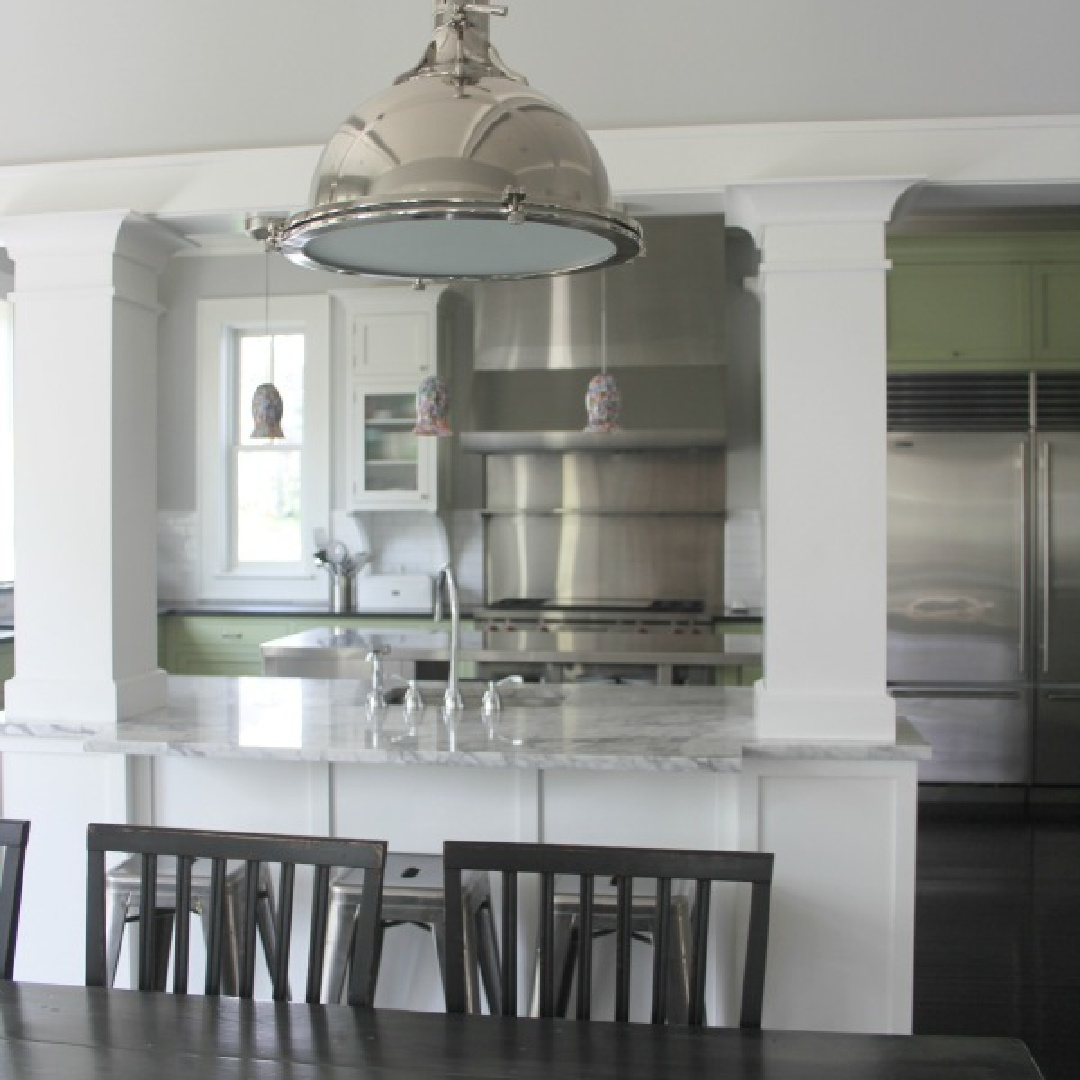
[414,374,453,436]
[251,248,285,439]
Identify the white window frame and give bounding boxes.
[197,294,330,601]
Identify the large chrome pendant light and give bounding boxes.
[259,1,643,281]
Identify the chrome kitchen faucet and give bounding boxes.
[434,564,464,713]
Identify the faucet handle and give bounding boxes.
[365,645,391,710]
[403,679,425,713]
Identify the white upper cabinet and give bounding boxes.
[337,288,444,510]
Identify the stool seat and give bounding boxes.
[325,852,500,1012]
[105,855,276,994]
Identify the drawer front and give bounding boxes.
[171,617,294,649]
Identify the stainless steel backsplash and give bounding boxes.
[482,452,725,609]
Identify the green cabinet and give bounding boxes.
[1032,263,1080,361]
[161,616,295,676]
[158,613,454,677]
[0,640,13,707]
[886,234,1080,371]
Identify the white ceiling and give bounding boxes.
[1,0,1079,168]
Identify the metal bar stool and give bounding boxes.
[105,855,277,994]
[533,875,694,1021]
[324,852,500,1012]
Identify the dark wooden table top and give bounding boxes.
[0,981,1045,1079]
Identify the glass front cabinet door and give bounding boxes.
[347,382,437,509]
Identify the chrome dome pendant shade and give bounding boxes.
[265,2,643,281]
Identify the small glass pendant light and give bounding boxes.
[585,271,621,433]
[251,247,285,439]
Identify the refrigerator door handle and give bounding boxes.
[890,687,1023,700]
[1045,692,1080,703]
[1039,441,1051,675]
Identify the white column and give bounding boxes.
[727,178,918,741]
[0,211,185,723]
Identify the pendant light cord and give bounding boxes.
[264,247,273,379]
[600,270,607,375]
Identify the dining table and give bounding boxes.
[0,981,1045,1079]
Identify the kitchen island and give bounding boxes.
[260,625,761,685]
[0,677,923,1033]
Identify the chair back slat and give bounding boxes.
[172,856,193,994]
[614,875,633,1022]
[576,876,594,1020]
[306,864,331,1004]
[502,870,519,1016]
[238,860,260,999]
[85,824,385,1005]
[688,879,711,1026]
[443,841,774,1028]
[651,877,673,1025]
[136,855,160,992]
[272,862,295,1001]
[537,871,555,1016]
[204,857,227,995]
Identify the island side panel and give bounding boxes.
[740,758,918,1035]
[1,741,128,985]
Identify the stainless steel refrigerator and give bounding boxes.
[887,373,1080,785]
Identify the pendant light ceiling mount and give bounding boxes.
[249,1,643,282]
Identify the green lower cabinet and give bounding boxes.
[0,640,13,707]
[158,613,455,677]
[161,616,295,676]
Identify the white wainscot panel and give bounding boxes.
[2,746,125,985]
[331,764,538,852]
[748,761,917,1035]
[541,769,738,849]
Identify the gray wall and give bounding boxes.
[2,0,1078,166]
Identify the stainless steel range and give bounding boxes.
[473,598,718,684]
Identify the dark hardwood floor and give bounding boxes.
[914,790,1080,1080]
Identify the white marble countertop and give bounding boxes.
[0,676,929,772]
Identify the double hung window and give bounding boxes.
[197,295,329,600]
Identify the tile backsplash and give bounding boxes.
[157,509,484,608]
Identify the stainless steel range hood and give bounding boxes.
[471,216,725,371]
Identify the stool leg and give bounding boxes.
[474,901,501,1015]
[530,910,576,1018]
[431,919,449,1007]
[459,904,484,1014]
[323,898,357,1005]
[666,903,693,1025]
[148,910,175,992]
[105,891,130,988]
[254,893,281,996]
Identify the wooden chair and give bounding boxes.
[443,841,773,1027]
[86,824,386,1004]
[0,820,30,979]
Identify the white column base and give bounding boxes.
[754,680,897,742]
[4,668,166,725]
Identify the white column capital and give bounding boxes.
[0,210,189,303]
[725,176,923,249]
